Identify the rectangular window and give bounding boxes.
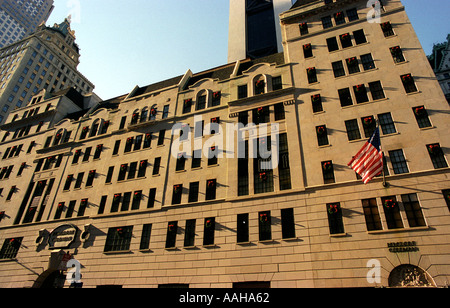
[322,161,335,184]
[140,224,152,250]
[326,203,345,234]
[307,67,317,83]
[413,106,432,128]
[401,193,426,227]
[0,237,23,259]
[72,149,81,164]
[211,91,221,107]
[143,133,152,149]
[254,138,274,194]
[64,174,73,191]
[66,200,76,218]
[203,218,215,246]
[354,84,369,103]
[112,140,121,155]
[258,211,272,241]
[281,208,296,239]
[183,99,192,114]
[361,53,376,70]
[197,95,206,110]
[332,61,345,78]
[316,125,329,146]
[401,74,417,93]
[361,116,376,138]
[390,46,405,63]
[381,197,404,229]
[362,198,382,231]
[162,105,170,119]
[165,221,178,248]
[334,11,345,25]
[345,119,361,141]
[389,149,409,174]
[339,33,353,48]
[238,84,248,99]
[83,147,91,162]
[134,135,143,151]
[78,199,88,217]
[237,213,249,243]
[368,81,385,100]
[74,172,84,189]
[106,166,114,184]
[172,184,183,205]
[119,116,127,130]
[191,149,202,169]
[157,129,166,146]
[346,57,360,74]
[124,137,134,153]
[194,120,204,138]
[98,195,107,215]
[104,226,133,252]
[312,94,323,113]
[86,170,96,187]
[205,179,217,201]
[278,133,291,191]
[118,164,127,181]
[378,112,396,135]
[326,37,339,52]
[121,192,131,212]
[299,22,308,35]
[138,160,147,177]
[427,143,448,169]
[253,106,270,125]
[381,22,395,37]
[184,219,196,247]
[175,153,186,171]
[442,189,450,212]
[274,103,285,121]
[111,194,121,213]
[346,8,359,21]
[188,182,199,203]
[94,144,103,160]
[303,44,313,58]
[322,16,333,29]
[238,140,249,196]
[148,188,156,208]
[153,157,161,175]
[353,29,367,44]
[131,191,142,210]
[208,147,218,166]
[338,88,353,107]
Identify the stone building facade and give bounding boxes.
[0,0,449,288]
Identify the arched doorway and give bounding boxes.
[388,264,436,287]
[33,270,66,288]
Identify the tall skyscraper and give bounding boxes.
[0,17,95,124]
[228,0,293,62]
[0,0,54,48]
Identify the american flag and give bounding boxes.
[348,127,384,184]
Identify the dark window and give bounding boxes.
[64,174,73,191]
[427,144,448,169]
[74,172,84,189]
[345,119,361,141]
[134,135,143,151]
[346,57,360,74]
[401,193,426,227]
[124,137,133,153]
[334,11,345,25]
[205,179,217,201]
[361,54,376,70]
[381,197,403,229]
[253,106,269,125]
[316,125,329,146]
[192,150,202,169]
[131,191,142,210]
[203,217,215,246]
[106,166,114,183]
[66,200,76,218]
[378,113,396,135]
[442,189,450,212]
[303,43,313,58]
[140,224,152,250]
[197,95,206,110]
[254,137,274,194]
[183,99,192,114]
[118,164,127,181]
[255,79,265,95]
[176,153,186,171]
[184,219,196,247]
[237,213,249,243]
[211,91,221,107]
[338,88,353,107]
[82,147,91,162]
[322,161,335,184]
[312,94,323,113]
[368,81,385,100]
[138,160,147,177]
[307,67,317,83]
[148,188,156,208]
[272,76,282,91]
[281,208,296,239]
[401,74,418,93]
[112,140,121,155]
[332,61,345,78]
[172,184,182,205]
[326,203,345,234]
[390,46,405,63]
[278,133,291,191]
[326,37,339,52]
[322,16,333,29]
[274,103,285,121]
[157,129,166,146]
[165,221,178,248]
[340,33,352,48]
[238,84,248,99]
[381,22,394,37]
[389,149,409,174]
[258,211,271,241]
[208,147,218,166]
[353,84,369,103]
[361,116,376,138]
[153,157,161,175]
[104,226,133,252]
[413,106,432,128]
[188,182,199,203]
[98,196,107,215]
[346,8,359,21]
[238,111,248,126]
[94,144,103,160]
[111,194,121,213]
[72,149,81,164]
[353,29,367,44]
[86,170,96,187]
[299,22,308,35]
[78,199,88,217]
[362,198,382,231]
[162,105,170,119]
[119,116,127,130]
[143,133,152,149]
[238,140,249,196]
[0,237,23,259]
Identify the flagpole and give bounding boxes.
[376,120,388,188]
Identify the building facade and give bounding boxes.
[0,0,54,48]
[0,0,449,288]
[0,17,95,124]
[428,34,450,103]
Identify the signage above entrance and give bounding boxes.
[48,224,78,249]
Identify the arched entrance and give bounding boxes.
[33,270,66,288]
[388,264,436,287]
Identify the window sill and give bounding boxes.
[165,247,178,251]
[330,233,347,238]
[103,250,132,255]
[367,226,430,235]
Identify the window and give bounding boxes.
[124,137,133,153]
[208,147,218,166]
[132,191,142,210]
[118,164,127,181]
[165,221,178,248]
[197,94,206,110]
[210,117,220,134]
[140,224,152,250]
[211,91,221,107]
[192,149,202,169]
[74,172,84,189]
[361,54,376,70]
[148,188,157,208]
[237,213,249,243]
[184,219,196,247]
[381,22,394,37]
[322,16,333,29]
[6,186,15,201]
[106,167,114,184]
[442,190,450,212]
[281,208,296,239]
[66,200,76,218]
[316,125,329,146]
[338,88,353,107]
[128,162,137,180]
[104,226,133,252]
[255,79,265,95]
[322,161,335,184]
[346,8,359,21]
[326,203,345,234]
[427,144,448,169]
[345,119,361,141]
[78,199,88,217]
[378,113,396,135]
[94,144,103,160]
[334,11,345,25]
[362,198,382,231]
[83,147,91,162]
[54,202,64,219]
[326,37,339,52]
[238,84,248,99]
[205,179,217,201]
[64,175,73,191]
[307,67,317,83]
[138,160,147,177]
[413,106,432,128]
[274,103,285,121]
[401,74,417,93]
[278,133,291,191]
[176,153,186,171]
[143,133,152,149]
[303,44,313,58]
[381,197,403,229]
[332,61,345,78]
[157,129,166,146]
[188,182,199,203]
[120,192,131,212]
[401,193,426,227]
[312,94,323,113]
[368,81,385,100]
[353,29,367,45]
[86,170,96,187]
[134,135,143,151]
[98,196,107,215]
[299,22,308,35]
[361,116,376,138]
[390,46,405,63]
[346,57,360,74]
[112,140,121,155]
[353,84,369,103]
[153,157,161,175]
[389,149,409,174]
[340,33,352,48]
[0,238,23,259]
[238,141,249,196]
[258,211,271,241]
[253,106,269,125]
[162,105,170,119]
[272,76,282,91]
[254,138,274,194]
[183,99,192,114]
[172,184,183,205]
[203,218,215,246]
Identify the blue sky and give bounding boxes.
[47,0,450,100]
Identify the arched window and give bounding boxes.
[141,107,148,123]
[388,265,435,287]
[196,90,208,111]
[53,129,65,146]
[131,109,140,125]
[254,75,266,95]
[90,119,100,137]
[149,105,157,121]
